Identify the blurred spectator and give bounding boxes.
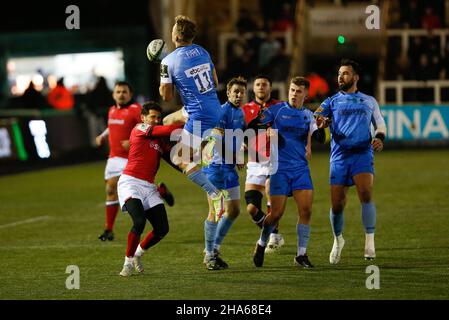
[421,6,441,31]
[272,2,295,32]
[265,42,291,82]
[236,8,259,34]
[306,72,330,102]
[430,54,443,79]
[408,37,425,65]
[258,31,281,69]
[393,54,411,80]
[47,78,74,110]
[401,0,421,28]
[85,76,113,124]
[21,81,47,109]
[414,54,434,81]
[225,37,255,81]
[259,0,277,31]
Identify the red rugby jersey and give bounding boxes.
[242,99,280,162]
[123,123,182,183]
[107,103,142,158]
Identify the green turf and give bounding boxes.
[1,150,448,300]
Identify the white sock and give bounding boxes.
[214,244,221,252]
[258,239,266,247]
[297,247,307,256]
[124,256,133,265]
[365,233,375,249]
[134,244,145,257]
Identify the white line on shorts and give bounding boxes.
[0,216,51,229]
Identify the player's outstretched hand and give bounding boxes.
[316,116,330,129]
[372,138,383,152]
[95,135,103,147]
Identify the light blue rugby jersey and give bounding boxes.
[261,102,317,172]
[160,44,222,132]
[210,101,246,167]
[314,91,386,162]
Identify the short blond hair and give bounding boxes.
[290,76,310,89]
[174,15,196,42]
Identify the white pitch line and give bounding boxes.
[0,216,51,229]
[0,243,122,250]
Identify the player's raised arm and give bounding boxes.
[159,58,174,101]
[159,83,174,101]
[145,124,183,138]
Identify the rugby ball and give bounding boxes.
[147,39,166,63]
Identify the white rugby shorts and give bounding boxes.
[104,157,128,180]
[117,174,163,211]
[245,161,270,186]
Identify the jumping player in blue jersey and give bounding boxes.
[201,77,248,270]
[252,77,326,268]
[159,15,225,218]
[314,59,386,264]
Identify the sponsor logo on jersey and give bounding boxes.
[149,141,163,153]
[185,48,201,59]
[185,63,210,77]
[137,123,150,133]
[338,108,367,116]
[161,64,169,78]
[108,119,125,125]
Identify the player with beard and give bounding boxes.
[242,75,284,253]
[314,59,386,264]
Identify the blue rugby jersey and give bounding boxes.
[314,91,386,161]
[261,102,317,172]
[210,101,246,167]
[160,44,222,133]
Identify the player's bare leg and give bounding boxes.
[163,108,186,126]
[253,195,287,267]
[353,173,376,260]
[292,190,314,268]
[245,183,266,227]
[172,138,225,217]
[203,195,228,270]
[99,176,120,241]
[329,185,349,264]
[264,178,284,253]
[210,196,240,268]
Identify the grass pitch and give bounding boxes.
[0,150,448,300]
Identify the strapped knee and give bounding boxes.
[245,190,263,211]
